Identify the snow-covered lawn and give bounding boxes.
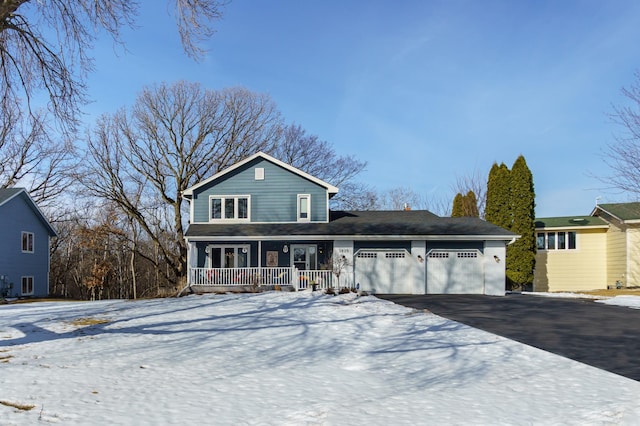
[2,292,640,425]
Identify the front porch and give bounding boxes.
[188,266,350,292]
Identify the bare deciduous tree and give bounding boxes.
[83,82,283,288]
[269,124,370,210]
[603,71,640,197]
[451,168,486,218]
[0,0,225,132]
[0,101,75,207]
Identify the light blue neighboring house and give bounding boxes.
[0,188,57,298]
[183,152,516,295]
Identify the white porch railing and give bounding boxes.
[188,267,347,291]
[296,270,334,291]
[189,267,292,286]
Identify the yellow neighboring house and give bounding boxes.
[535,202,640,292]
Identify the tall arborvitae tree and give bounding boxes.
[485,163,511,229]
[507,155,536,288]
[452,191,480,217]
[451,193,465,217]
[463,190,480,218]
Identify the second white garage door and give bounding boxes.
[426,249,484,294]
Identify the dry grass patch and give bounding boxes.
[578,288,640,297]
[0,400,36,411]
[67,317,110,327]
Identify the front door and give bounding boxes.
[291,245,317,270]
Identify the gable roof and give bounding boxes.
[0,188,57,237]
[591,202,640,222]
[185,210,517,241]
[183,151,339,198]
[535,215,608,230]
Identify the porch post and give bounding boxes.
[258,240,262,268]
[187,241,198,285]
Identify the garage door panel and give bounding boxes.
[355,250,413,293]
[427,250,483,294]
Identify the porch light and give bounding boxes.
[494,255,500,263]
[417,255,424,263]
[283,245,289,253]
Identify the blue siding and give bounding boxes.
[0,194,51,297]
[192,158,328,223]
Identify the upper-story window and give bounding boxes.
[22,231,34,253]
[210,196,250,221]
[297,194,310,222]
[537,231,576,250]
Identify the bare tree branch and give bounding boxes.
[0,0,225,133]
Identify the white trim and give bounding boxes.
[297,194,311,222]
[254,167,265,180]
[535,225,608,231]
[183,152,339,197]
[185,234,516,242]
[208,195,251,222]
[21,231,34,253]
[206,244,251,268]
[0,188,57,237]
[21,276,34,295]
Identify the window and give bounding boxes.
[208,245,250,268]
[537,231,577,250]
[558,232,566,250]
[209,196,250,221]
[21,232,34,253]
[21,276,34,295]
[547,233,555,250]
[297,194,310,222]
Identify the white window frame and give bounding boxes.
[254,167,265,180]
[21,231,34,253]
[209,195,251,222]
[537,231,577,251]
[207,245,251,268]
[297,194,311,222]
[21,276,34,295]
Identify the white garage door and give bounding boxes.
[426,250,484,294]
[354,249,414,294]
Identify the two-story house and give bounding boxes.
[183,152,516,295]
[0,188,57,298]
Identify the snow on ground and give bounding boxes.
[2,292,640,425]
[521,291,606,299]
[523,290,640,309]
[596,295,640,309]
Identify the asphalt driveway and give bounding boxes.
[379,293,640,382]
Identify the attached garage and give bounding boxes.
[426,249,484,294]
[354,249,416,294]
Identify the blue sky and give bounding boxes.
[84,0,640,217]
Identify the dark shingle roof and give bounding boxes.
[595,202,640,221]
[185,210,516,239]
[535,216,607,229]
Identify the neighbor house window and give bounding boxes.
[210,196,250,221]
[537,231,577,250]
[297,194,310,222]
[21,232,34,253]
[21,276,34,295]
